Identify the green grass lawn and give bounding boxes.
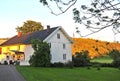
[91,55,113,63]
[17,66,120,81]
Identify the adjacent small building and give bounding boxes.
[0,26,73,65]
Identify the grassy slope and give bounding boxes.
[91,55,113,63]
[17,66,120,81]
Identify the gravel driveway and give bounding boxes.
[0,65,26,81]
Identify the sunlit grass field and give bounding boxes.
[91,55,113,63]
[17,66,120,81]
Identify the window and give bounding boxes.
[63,54,66,60]
[49,43,51,48]
[57,33,60,39]
[63,44,66,49]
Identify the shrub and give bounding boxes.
[111,58,120,67]
[86,66,91,70]
[51,62,64,67]
[4,61,8,65]
[91,62,113,67]
[100,63,113,67]
[64,61,74,68]
[97,66,101,70]
[72,50,90,67]
[15,60,20,65]
[109,49,120,67]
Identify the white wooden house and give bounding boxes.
[0,26,73,65]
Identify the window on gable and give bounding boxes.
[63,44,66,49]
[63,54,66,60]
[57,33,60,39]
[49,43,51,48]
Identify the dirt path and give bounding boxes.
[0,65,26,81]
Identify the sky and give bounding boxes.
[0,0,120,42]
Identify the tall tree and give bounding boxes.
[39,0,120,39]
[29,39,51,67]
[16,20,44,33]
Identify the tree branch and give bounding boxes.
[47,0,77,16]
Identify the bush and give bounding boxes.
[51,61,74,68]
[72,50,90,67]
[101,63,113,67]
[73,57,85,67]
[4,61,8,65]
[15,60,20,65]
[109,49,120,67]
[86,66,91,70]
[111,58,120,67]
[51,62,64,67]
[91,62,113,67]
[64,61,74,68]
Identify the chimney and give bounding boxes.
[47,25,50,32]
[18,32,21,37]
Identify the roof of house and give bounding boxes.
[0,38,9,44]
[0,27,58,46]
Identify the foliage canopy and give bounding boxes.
[16,20,44,33]
[72,38,120,58]
[29,39,51,67]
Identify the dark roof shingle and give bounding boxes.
[0,27,58,46]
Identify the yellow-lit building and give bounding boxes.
[0,38,9,61]
[1,44,25,61]
[0,26,73,65]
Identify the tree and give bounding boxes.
[29,39,51,67]
[16,20,44,33]
[109,49,120,67]
[39,0,120,39]
[72,50,90,67]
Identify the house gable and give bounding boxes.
[44,27,73,63]
[44,26,73,44]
